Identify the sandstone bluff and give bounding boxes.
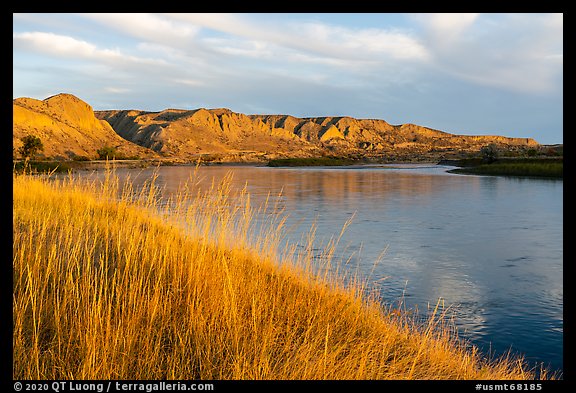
[13,94,157,160]
[13,93,539,162]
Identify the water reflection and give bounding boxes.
[73,164,563,372]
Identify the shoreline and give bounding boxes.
[13,154,562,179]
[13,157,447,172]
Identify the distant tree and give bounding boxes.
[97,146,117,160]
[480,143,499,163]
[18,135,44,161]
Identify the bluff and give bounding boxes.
[96,107,539,161]
[95,108,319,161]
[12,93,539,162]
[13,94,158,160]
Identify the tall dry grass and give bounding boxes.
[13,169,547,379]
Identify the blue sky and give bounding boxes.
[13,13,563,144]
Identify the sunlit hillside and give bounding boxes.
[13,170,547,380]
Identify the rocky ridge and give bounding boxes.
[97,107,539,162]
[13,93,539,162]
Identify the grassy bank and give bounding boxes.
[13,171,546,379]
[13,159,171,174]
[13,160,74,173]
[447,158,563,178]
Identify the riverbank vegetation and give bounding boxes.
[445,144,563,178]
[447,158,563,178]
[267,157,360,167]
[449,160,563,178]
[13,170,549,379]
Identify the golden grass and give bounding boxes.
[13,169,547,380]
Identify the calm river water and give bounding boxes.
[83,164,563,373]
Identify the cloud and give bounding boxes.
[80,13,199,46]
[203,37,274,59]
[14,31,111,59]
[293,22,429,61]
[66,13,429,91]
[340,28,429,60]
[166,13,429,64]
[415,13,479,43]
[104,87,131,94]
[13,31,166,67]
[74,13,559,95]
[169,78,206,87]
[411,13,563,94]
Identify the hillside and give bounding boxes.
[12,93,539,163]
[95,108,320,162]
[97,107,539,162]
[14,172,541,379]
[13,94,158,160]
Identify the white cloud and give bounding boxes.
[410,13,563,94]
[104,87,131,94]
[416,13,479,43]
[337,27,429,60]
[203,37,273,59]
[13,31,167,68]
[14,31,106,58]
[170,78,206,87]
[80,13,199,45]
[290,22,430,62]
[164,13,262,41]
[166,13,429,63]
[67,13,429,90]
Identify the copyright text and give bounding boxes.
[13,382,214,393]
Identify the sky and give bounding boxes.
[13,13,563,144]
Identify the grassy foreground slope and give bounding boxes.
[13,172,543,380]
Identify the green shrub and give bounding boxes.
[97,146,118,160]
[480,144,498,163]
[19,135,44,160]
